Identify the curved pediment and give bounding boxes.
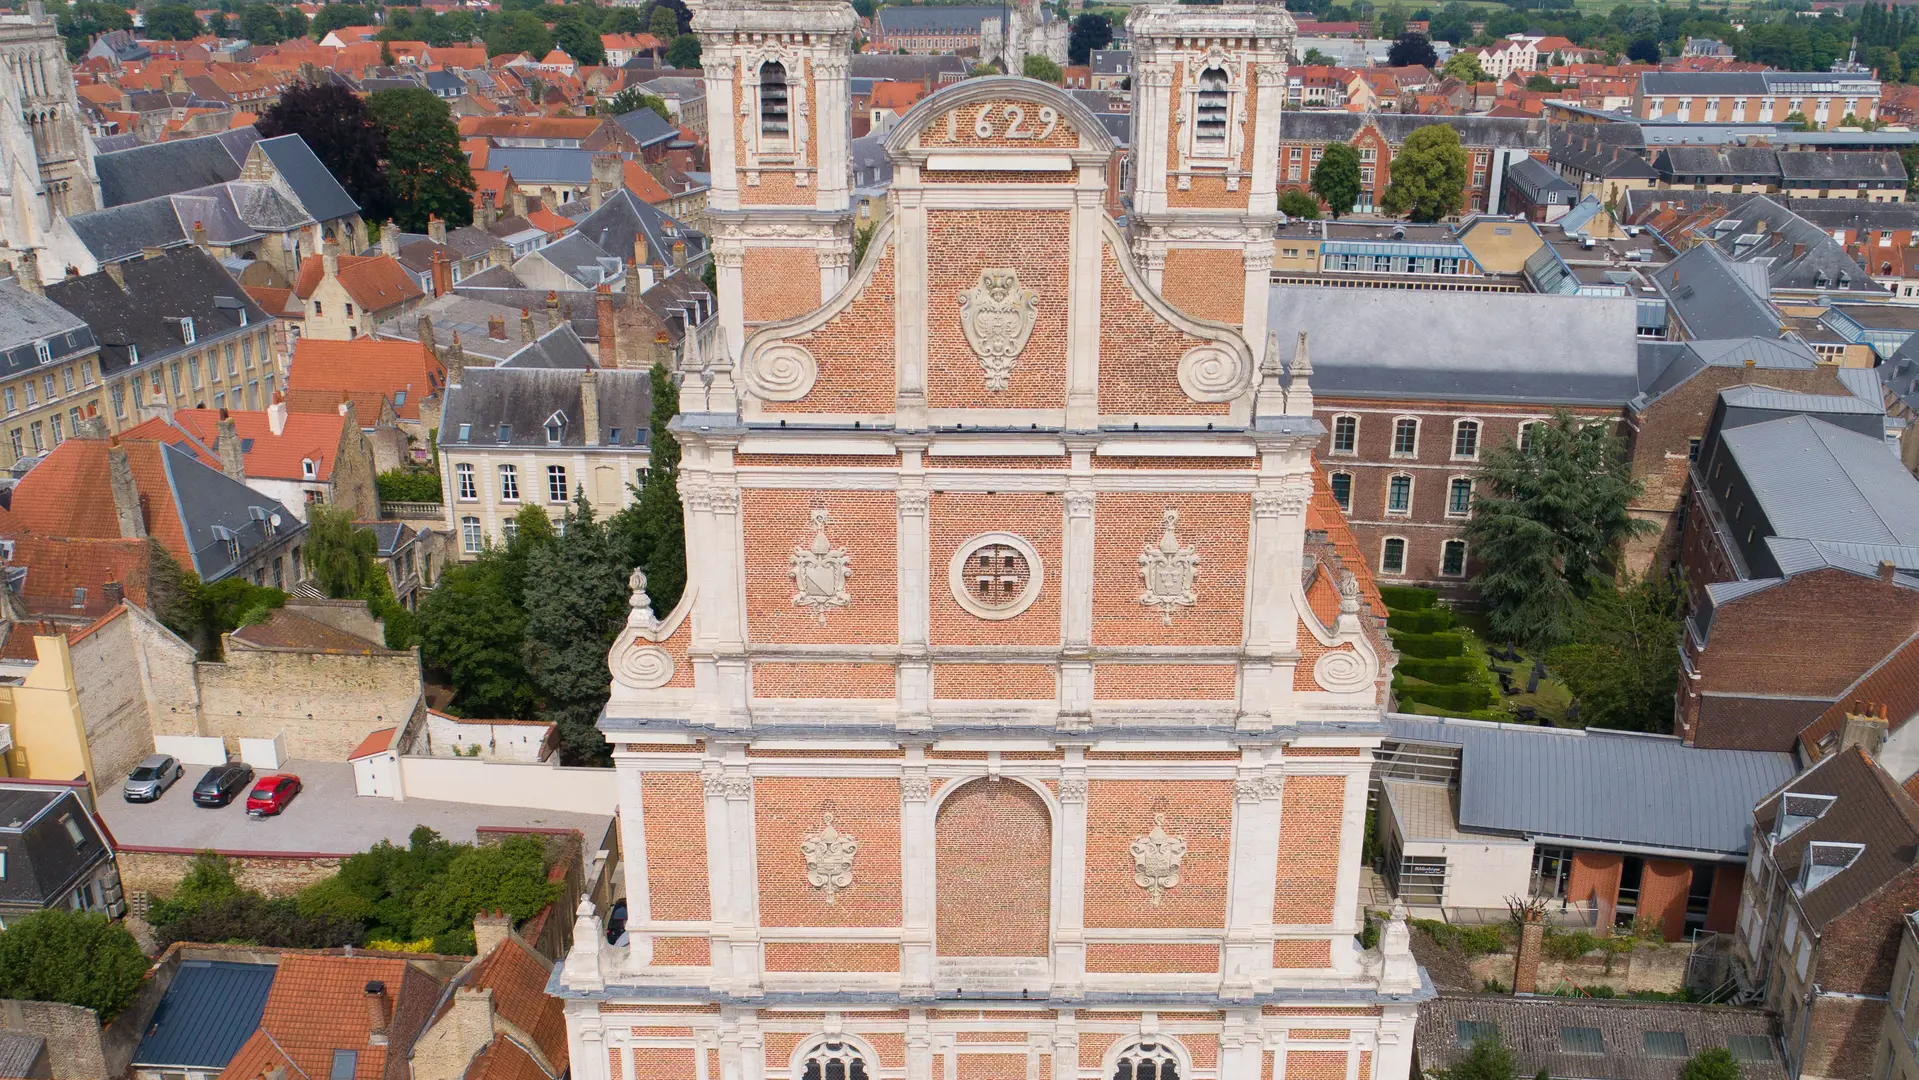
[883,75,1117,166]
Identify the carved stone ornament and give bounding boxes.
[799,811,859,903]
[1130,812,1188,905]
[790,508,852,623]
[1177,344,1250,402]
[1138,509,1200,624]
[608,567,674,690]
[745,342,817,402]
[1313,646,1374,694]
[958,269,1040,391]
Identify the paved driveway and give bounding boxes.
[99,759,614,855]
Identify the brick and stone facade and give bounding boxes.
[556,14,1427,1080]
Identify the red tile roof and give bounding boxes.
[0,438,192,569]
[219,954,442,1080]
[867,80,926,111]
[462,937,565,1069]
[3,534,151,617]
[349,727,397,760]
[293,253,425,314]
[231,607,394,654]
[458,115,605,141]
[126,408,347,483]
[1803,631,1919,760]
[524,207,575,236]
[288,338,443,423]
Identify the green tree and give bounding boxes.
[485,10,554,58]
[1311,142,1363,219]
[609,364,685,614]
[1463,412,1650,650]
[256,82,395,225]
[1279,189,1322,219]
[1303,47,1334,64]
[1068,12,1112,63]
[306,2,370,39]
[1378,2,1408,38]
[416,544,540,718]
[1679,1048,1741,1080]
[1440,50,1487,82]
[55,1,133,59]
[1427,0,1473,43]
[145,851,247,926]
[1546,573,1681,733]
[1627,34,1661,63]
[1782,110,1814,131]
[406,834,561,953]
[281,6,308,40]
[1435,1032,1518,1080]
[367,87,477,231]
[603,87,670,120]
[144,3,202,40]
[305,505,379,599]
[665,32,701,68]
[522,492,629,764]
[1902,146,1919,197]
[853,220,879,265]
[1022,54,1064,82]
[147,539,203,643]
[554,16,605,65]
[1388,30,1435,67]
[648,5,678,40]
[1380,122,1468,221]
[0,910,149,1021]
[239,2,282,43]
[1524,73,1559,91]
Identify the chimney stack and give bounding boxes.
[473,909,513,957]
[445,331,467,387]
[488,315,507,341]
[141,245,164,261]
[633,231,649,268]
[428,214,446,245]
[216,408,245,480]
[103,260,124,289]
[268,392,288,437]
[489,240,511,270]
[1512,905,1546,994]
[671,239,687,271]
[1841,701,1890,757]
[447,988,496,1065]
[419,314,438,357]
[1882,560,1899,582]
[364,981,390,1046]
[14,249,41,296]
[192,219,208,249]
[595,285,618,369]
[520,308,534,344]
[107,438,146,540]
[380,222,400,257]
[104,581,124,606]
[430,249,452,298]
[581,369,600,446]
[323,238,340,279]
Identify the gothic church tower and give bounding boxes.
[0,2,100,264]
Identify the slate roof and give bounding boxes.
[875,5,1002,32]
[1549,124,1660,180]
[65,182,314,265]
[1690,195,1882,294]
[0,282,95,381]
[1266,287,1639,405]
[1384,714,1793,856]
[1778,150,1907,184]
[1754,747,1919,929]
[610,106,677,148]
[567,188,707,269]
[256,134,360,222]
[133,961,277,1070]
[441,367,652,450]
[847,54,970,83]
[0,785,111,910]
[1649,243,1785,341]
[94,126,260,206]
[1654,145,1780,181]
[498,324,596,369]
[524,233,621,288]
[1417,995,1785,1080]
[43,246,268,375]
[1720,414,1919,550]
[0,1033,46,1079]
[1504,155,1576,202]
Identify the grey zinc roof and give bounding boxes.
[1720,384,1884,424]
[441,367,653,448]
[500,323,596,369]
[132,961,276,1070]
[1722,414,1919,548]
[1505,156,1575,202]
[1384,713,1795,856]
[1651,244,1784,341]
[1641,70,1772,96]
[95,126,261,206]
[257,134,359,223]
[612,106,678,148]
[485,146,596,185]
[1089,49,1131,75]
[1778,150,1907,183]
[1266,287,1640,405]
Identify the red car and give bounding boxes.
[245,774,302,817]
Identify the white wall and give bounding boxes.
[154,734,229,765]
[421,713,552,761]
[238,732,286,769]
[1402,837,1536,910]
[397,755,617,813]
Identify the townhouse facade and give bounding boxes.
[1634,70,1883,130]
[1276,113,1551,217]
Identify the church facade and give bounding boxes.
[0,3,99,263]
[555,3,1431,1079]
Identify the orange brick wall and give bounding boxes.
[742,490,898,644]
[1568,850,1623,911]
[1091,493,1250,647]
[1097,247,1228,416]
[755,777,902,927]
[1284,1050,1348,1080]
[1272,939,1333,968]
[936,779,1052,955]
[642,772,710,920]
[925,210,1070,411]
[1084,780,1232,929]
[771,243,897,416]
[763,942,901,971]
[1093,664,1239,700]
[1639,859,1693,942]
[956,1056,1026,1080]
[1273,775,1344,924]
[1161,248,1246,325]
[929,492,1063,646]
[1084,942,1221,972]
[753,662,897,698]
[651,936,711,965]
[631,1048,697,1079]
[933,663,1057,699]
[742,247,822,323]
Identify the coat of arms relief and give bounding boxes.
[789,508,851,623]
[800,811,858,903]
[958,269,1040,391]
[1138,509,1200,623]
[1131,813,1188,904]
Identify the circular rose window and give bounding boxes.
[948,532,1044,620]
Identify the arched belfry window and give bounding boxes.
[1194,67,1230,149]
[800,1040,867,1080]
[1114,1042,1180,1080]
[760,61,791,139]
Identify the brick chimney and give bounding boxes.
[520,308,534,344]
[445,331,467,387]
[671,239,686,272]
[1841,701,1890,756]
[216,408,245,480]
[488,315,507,341]
[473,909,513,956]
[595,285,618,369]
[380,221,400,257]
[1513,913,1545,994]
[633,231,649,268]
[107,438,146,540]
[427,214,446,245]
[104,580,124,606]
[581,369,600,447]
[268,392,288,437]
[364,980,389,1046]
[430,249,451,298]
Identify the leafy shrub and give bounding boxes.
[1393,632,1467,659]
[146,851,247,926]
[1396,655,1478,685]
[1411,918,1509,957]
[154,894,366,950]
[0,910,150,1021]
[295,827,559,954]
[1542,929,1601,961]
[1394,682,1493,711]
[1379,585,1438,611]
[1388,607,1456,634]
[377,468,443,503]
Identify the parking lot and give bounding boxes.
[98,759,614,855]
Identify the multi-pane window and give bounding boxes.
[547,465,568,502]
[1441,539,1467,577]
[1517,421,1534,451]
[1330,471,1352,511]
[7,429,19,457]
[50,415,62,445]
[62,367,74,393]
[1331,415,1358,453]
[455,462,476,500]
[1387,474,1412,513]
[3,389,14,414]
[1448,477,1472,516]
[1453,419,1480,459]
[1113,1043,1179,1080]
[461,516,482,553]
[30,422,43,452]
[225,344,237,378]
[500,464,520,501]
[1381,537,1407,575]
[799,1042,867,1080]
[1392,417,1418,456]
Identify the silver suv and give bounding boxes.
[123,754,184,802]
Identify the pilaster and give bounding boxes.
[1223,757,1281,996]
[895,187,929,431]
[702,757,736,993]
[617,758,653,969]
[1065,186,1104,432]
[898,481,932,728]
[1053,748,1089,996]
[1060,488,1095,726]
[901,748,935,994]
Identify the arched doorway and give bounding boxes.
[934,778,1052,989]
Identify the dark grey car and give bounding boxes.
[123,754,184,802]
[192,762,254,808]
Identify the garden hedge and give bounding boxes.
[1395,655,1478,685]
[1394,682,1493,711]
[1387,607,1455,634]
[1379,585,1438,611]
[1392,632,1467,659]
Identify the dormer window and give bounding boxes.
[179,317,195,344]
[545,413,565,444]
[34,341,51,365]
[457,423,472,442]
[759,61,790,142]
[1776,791,1837,842]
[302,457,317,479]
[127,343,139,364]
[498,423,511,443]
[1797,841,1864,895]
[1194,66,1231,151]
